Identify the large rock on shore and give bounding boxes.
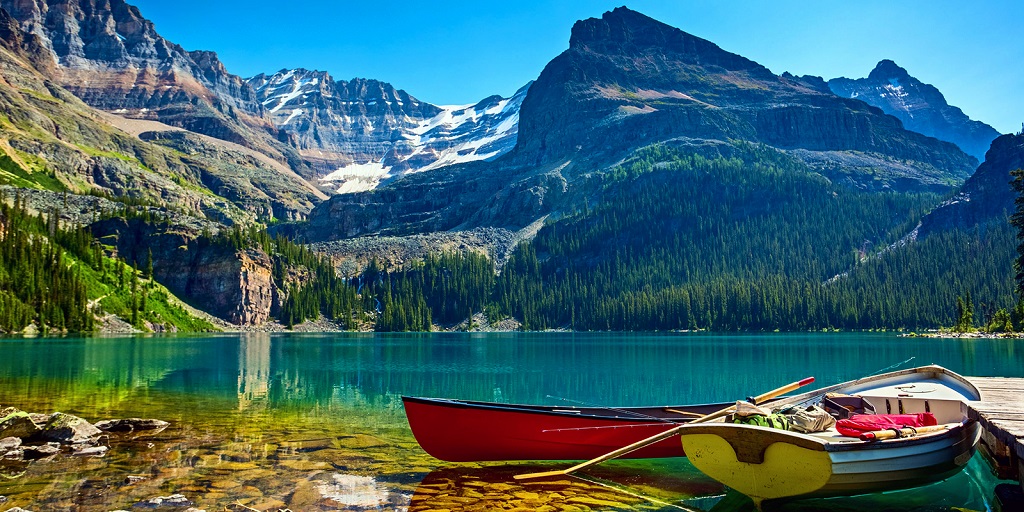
[38,412,102,444]
[0,411,40,439]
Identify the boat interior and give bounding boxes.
[789,371,975,443]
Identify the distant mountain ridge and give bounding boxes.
[249,68,529,193]
[829,60,1001,161]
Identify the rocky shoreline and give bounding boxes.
[900,331,1024,339]
[0,407,168,461]
[0,408,185,512]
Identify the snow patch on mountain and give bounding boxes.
[249,69,529,194]
[317,95,523,193]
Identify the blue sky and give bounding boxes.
[131,0,1023,134]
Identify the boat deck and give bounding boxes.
[965,376,1024,493]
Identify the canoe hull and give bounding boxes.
[402,397,728,462]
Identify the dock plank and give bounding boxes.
[967,377,1024,464]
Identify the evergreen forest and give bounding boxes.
[1,143,1018,334]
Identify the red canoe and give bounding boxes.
[402,396,731,462]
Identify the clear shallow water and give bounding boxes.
[0,332,1019,511]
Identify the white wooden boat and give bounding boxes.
[678,365,982,508]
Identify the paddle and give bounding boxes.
[514,376,815,480]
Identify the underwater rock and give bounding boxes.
[0,436,20,451]
[21,443,59,460]
[71,445,109,457]
[317,474,390,509]
[38,412,101,443]
[131,493,194,509]
[0,447,23,461]
[336,434,387,449]
[95,418,170,432]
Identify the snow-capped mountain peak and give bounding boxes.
[828,60,999,161]
[248,69,530,193]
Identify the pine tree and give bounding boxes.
[1011,169,1024,300]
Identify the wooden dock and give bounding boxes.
[966,376,1024,499]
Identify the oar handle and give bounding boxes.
[514,376,815,480]
[859,422,957,441]
[751,376,815,404]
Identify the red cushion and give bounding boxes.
[835,413,937,437]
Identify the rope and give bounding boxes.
[783,356,918,411]
[869,356,916,376]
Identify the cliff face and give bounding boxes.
[298,7,977,242]
[0,0,329,218]
[0,0,265,127]
[829,60,1001,161]
[918,133,1024,237]
[90,218,276,325]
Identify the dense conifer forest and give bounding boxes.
[0,192,213,333]
[483,144,1015,331]
[339,143,1015,332]
[1,142,1016,333]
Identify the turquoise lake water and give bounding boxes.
[0,332,1020,511]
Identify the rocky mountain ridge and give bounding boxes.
[918,132,1024,237]
[297,7,978,243]
[249,68,529,193]
[0,0,331,220]
[828,60,1001,161]
[0,0,268,140]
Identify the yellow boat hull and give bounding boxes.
[680,421,979,508]
[682,433,831,506]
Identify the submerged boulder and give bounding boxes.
[94,418,169,432]
[0,436,23,461]
[131,493,194,509]
[22,443,59,461]
[38,412,101,443]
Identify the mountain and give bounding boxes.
[828,60,1001,161]
[249,68,528,193]
[0,4,248,221]
[0,3,342,329]
[0,0,327,219]
[1,0,265,141]
[918,133,1024,237]
[297,7,977,242]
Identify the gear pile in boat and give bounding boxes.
[730,393,938,439]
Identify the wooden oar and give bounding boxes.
[858,422,958,441]
[664,408,706,418]
[514,376,816,480]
